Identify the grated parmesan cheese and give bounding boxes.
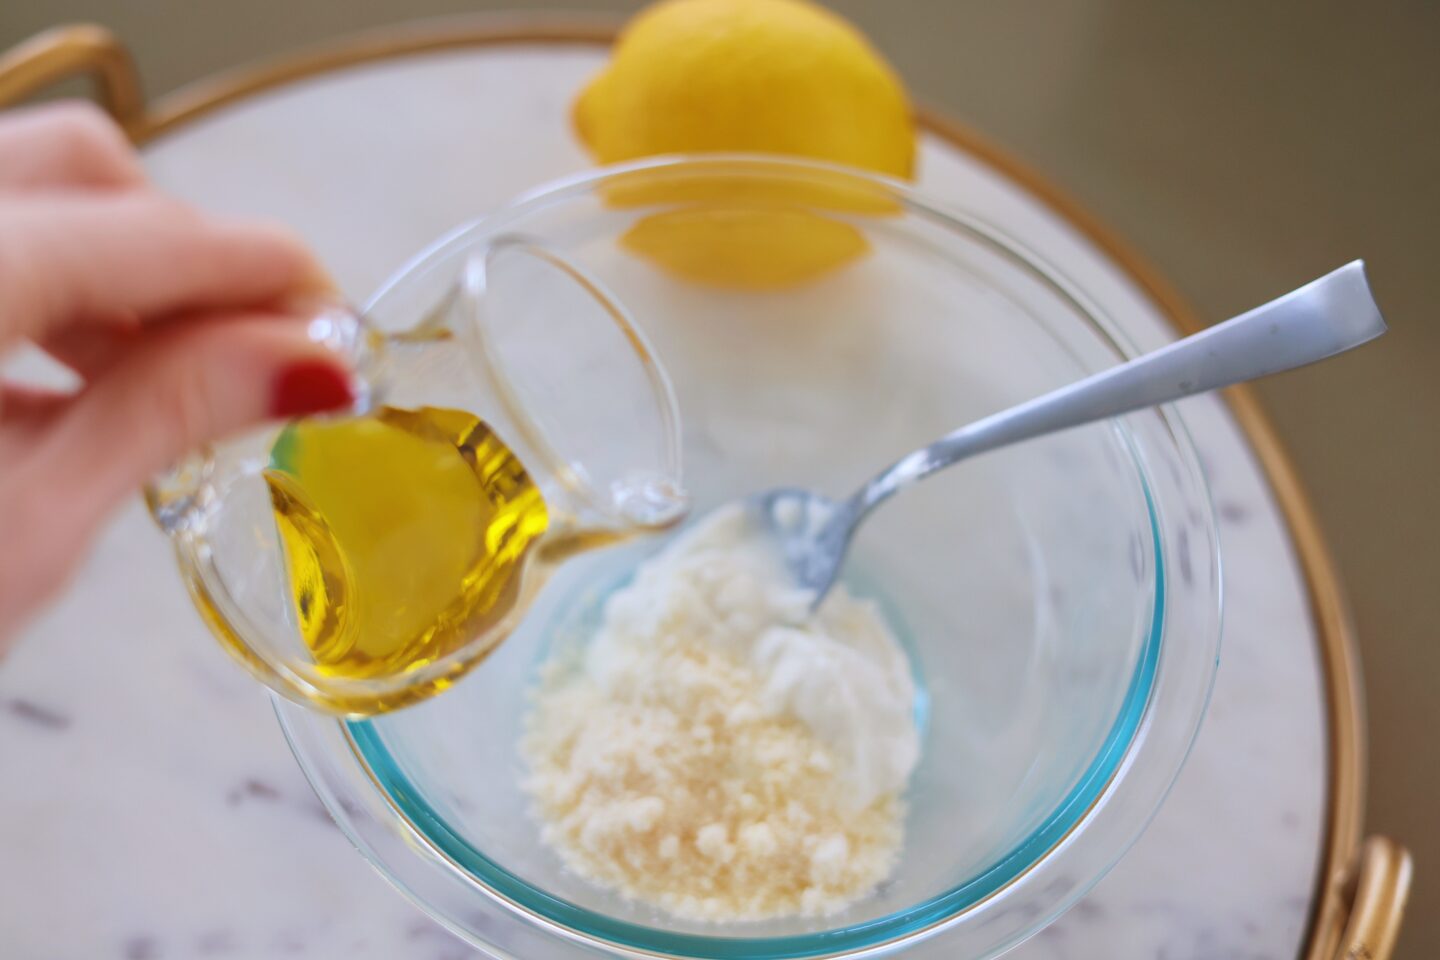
[521,504,919,921]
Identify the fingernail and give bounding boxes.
[270,359,354,419]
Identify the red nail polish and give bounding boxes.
[270,359,354,419]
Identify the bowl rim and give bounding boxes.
[276,153,1223,960]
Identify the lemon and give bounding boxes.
[621,203,869,290]
[576,0,914,175]
[575,0,916,288]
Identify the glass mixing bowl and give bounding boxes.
[277,157,1221,959]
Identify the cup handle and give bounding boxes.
[463,235,688,529]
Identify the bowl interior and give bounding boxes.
[338,161,1170,956]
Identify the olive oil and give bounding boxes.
[265,405,549,683]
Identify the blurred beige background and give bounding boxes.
[2,0,1436,953]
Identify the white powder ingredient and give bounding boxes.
[521,504,919,921]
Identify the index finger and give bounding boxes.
[0,102,145,192]
[0,192,331,348]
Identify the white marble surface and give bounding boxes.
[0,46,1326,958]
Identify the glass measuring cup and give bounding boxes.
[147,235,687,715]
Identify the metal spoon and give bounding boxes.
[755,261,1386,603]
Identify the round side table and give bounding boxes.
[0,22,1410,960]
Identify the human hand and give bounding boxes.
[0,103,355,648]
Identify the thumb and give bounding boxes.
[36,308,353,550]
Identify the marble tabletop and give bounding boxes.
[0,45,1327,959]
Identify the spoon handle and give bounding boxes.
[858,260,1385,508]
